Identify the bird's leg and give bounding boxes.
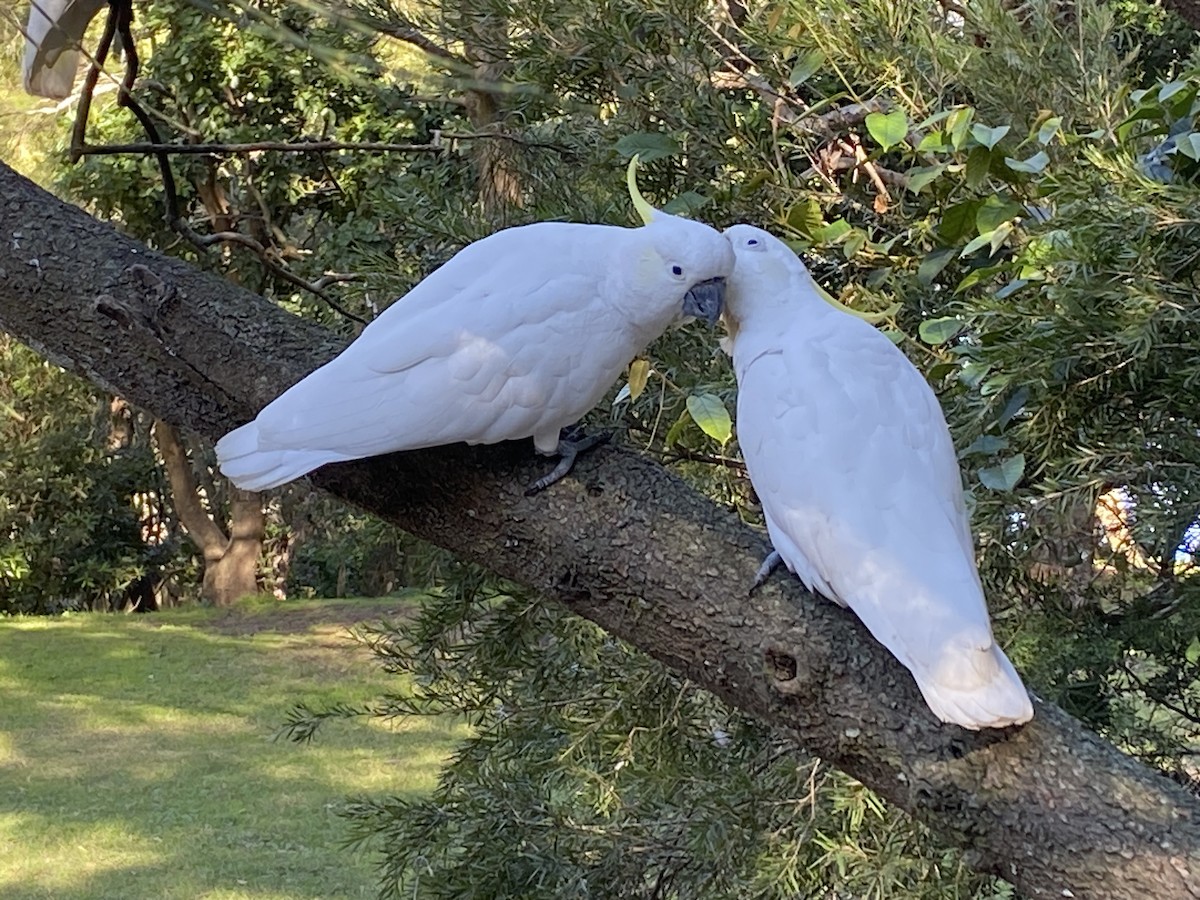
[524,428,612,496]
[748,550,783,595]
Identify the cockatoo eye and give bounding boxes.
[744,237,766,251]
[671,265,684,277]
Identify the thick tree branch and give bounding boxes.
[1,161,1199,899]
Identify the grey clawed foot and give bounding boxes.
[748,550,782,596]
[524,429,613,496]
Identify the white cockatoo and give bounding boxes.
[22,0,111,99]
[723,224,1033,731]
[217,159,735,493]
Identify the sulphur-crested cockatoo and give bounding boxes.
[217,160,734,493]
[22,0,110,99]
[723,224,1032,730]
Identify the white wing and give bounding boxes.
[23,0,108,98]
[736,311,1032,730]
[218,224,638,490]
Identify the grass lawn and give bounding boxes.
[0,595,465,900]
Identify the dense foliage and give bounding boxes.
[4,0,1200,895]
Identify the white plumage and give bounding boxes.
[723,224,1032,730]
[218,201,733,491]
[22,0,110,99]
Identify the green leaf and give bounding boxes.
[615,132,680,162]
[788,50,826,87]
[978,454,1026,492]
[995,386,1030,430]
[906,163,948,194]
[1004,150,1050,174]
[865,109,908,151]
[820,219,852,243]
[685,393,733,445]
[842,230,867,259]
[965,146,992,189]
[946,107,974,149]
[1158,79,1189,102]
[786,199,825,238]
[916,132,949,152]
[969,123,1010,149]
[1186,636,1200,665]
[917,247,957,285]
[919,317,962,345]
[975,196,1024,234]
[1036,116,1062,145]
[939,199,981,242]
[960,435,1009,457]
[1174,133,1200,161]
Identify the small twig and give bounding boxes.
[69,0,120,162]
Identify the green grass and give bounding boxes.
[0,595,466,900]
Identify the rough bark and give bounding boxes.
[154,420,262,606]
[1,160,1198,899]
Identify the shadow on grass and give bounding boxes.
[0,602,465,900]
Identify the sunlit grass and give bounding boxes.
[0,597,466,900]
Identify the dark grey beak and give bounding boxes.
[681,276,726,326]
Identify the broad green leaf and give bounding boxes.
[881,329,904,344]
[1004,150,1050,174]
[960,435,1009,457]
[906,163,948,194]
[1174,133,1200,161]
[918,317,962,345]
[995,386,1030,429]
[978,454,1026,492]
[961,231,994,256]
[686,393,733,445]
[947,107,974,149]
[628,359,651,402]
[615,132,680,162]
[970,123,1010,149]
[788,50,826,87]
[1186,636,1200,665]
[939,199,981,241]
[842,230,867,258]
[917,132,949,153]
[1036,116,1062,144]
[820,218,852,243]
[965,146,992,189]
[917,247,957,285]
[975,196,1024,234]
[1158,79,1189,102]
[786,198,825,238]
[865,109,908,151]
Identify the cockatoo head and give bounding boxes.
[721,224,814,333]
[722,223,897,333]
[617,157,734,329]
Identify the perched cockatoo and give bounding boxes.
[723,224,1033,731]
[22,0,110,99]
[217,159,734,493]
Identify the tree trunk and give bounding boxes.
[153,420,262,605]
[1,160,1198,899]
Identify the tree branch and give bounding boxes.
[1,160,1199,899]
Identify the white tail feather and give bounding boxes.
[216,422,348,491]
[913,644,1033,731]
